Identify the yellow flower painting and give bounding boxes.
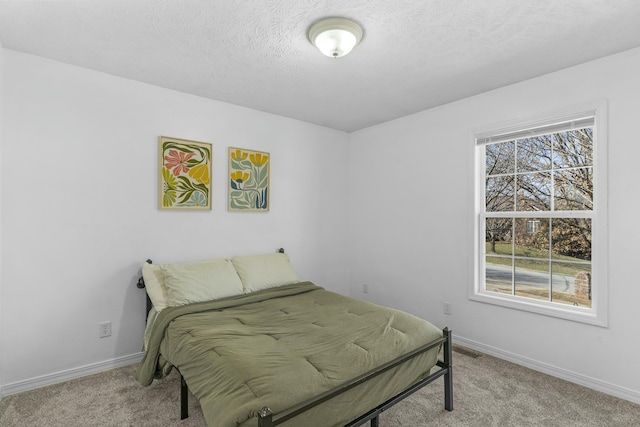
[159,136,212,210]
[228,147,269,211]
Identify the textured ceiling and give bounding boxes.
[1,1,640,132]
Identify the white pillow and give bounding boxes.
[231,253,300,293]
[142,263,169,312]
[161,258,244,307]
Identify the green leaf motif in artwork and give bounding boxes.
[257,164,269,187]
[230,159,243,171]
[193,182,209,196]
[185,159,201,168]
[176,175,197,192]
[163,190,176,207]
[178,190,194,204]
[162,168,177,190]
[231,197,250,209]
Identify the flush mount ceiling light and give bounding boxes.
[308,17,363,58]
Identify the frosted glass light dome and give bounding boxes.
[309,18,363,58]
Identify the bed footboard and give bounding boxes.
[257,328,453,427]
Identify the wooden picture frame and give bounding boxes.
[228,147,270,211]
[159,136,212,210]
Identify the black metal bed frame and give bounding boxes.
[137,255,453,426]
[257,328,452,427]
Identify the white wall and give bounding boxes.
[348,47,640,401]
[0,39,4,396]
[0,50,350,388]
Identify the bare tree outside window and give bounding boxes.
[483,126,593,308]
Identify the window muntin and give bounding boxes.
[476,110,603,321]
[484,127,593,213]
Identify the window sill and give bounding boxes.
[469,291,608,327]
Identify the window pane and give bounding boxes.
[486,142,515,176]
[551,218,591,261]
[551,262,592,308]
[486,256,512,295]
[485,218,512,255]
[514,218,549,258]
[517,136,552,172]
[514,258,549,301]
[516,172,551,211]
[554,168,593,211]
[552,128,593,169]
[486,176,514,212]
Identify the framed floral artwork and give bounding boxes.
[159,136,212,210]
[228,147,270,211]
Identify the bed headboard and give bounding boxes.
[137,259,153,317]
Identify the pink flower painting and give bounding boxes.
[159,137,212,210]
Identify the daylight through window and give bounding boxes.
[475,109,605,322]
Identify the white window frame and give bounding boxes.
[470,101,608,327]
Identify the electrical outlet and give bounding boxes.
[362,284,369,294]
[99,321,111,338]
[443,302,452,315]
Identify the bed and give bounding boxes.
[135,251,453,426]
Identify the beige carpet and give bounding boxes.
[1,347,639,426]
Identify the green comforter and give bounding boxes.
[136,282,443,427]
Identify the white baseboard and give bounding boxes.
[454,335,640,405]
[0,352,145,398]
[3,340,639,406]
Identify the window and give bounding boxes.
[526,220,540,234]
[473,104,607,326]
